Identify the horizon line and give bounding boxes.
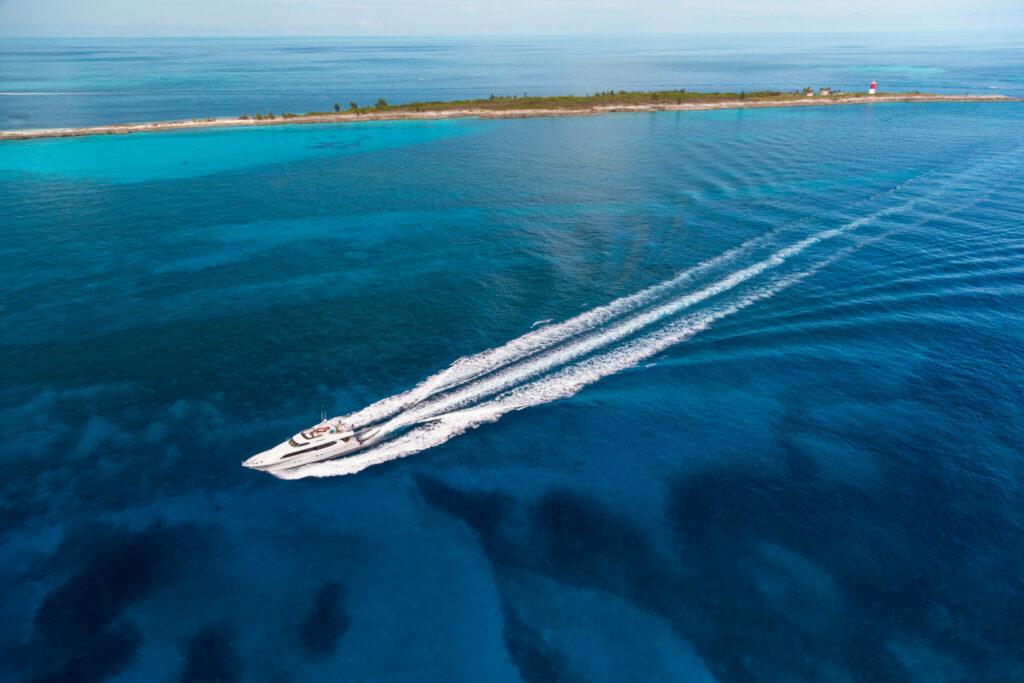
[3,28,1023,39]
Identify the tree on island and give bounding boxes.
[375,98,388,108]
[349,101,358,112]
[334,103,340,112]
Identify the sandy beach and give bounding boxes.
[1,94,1018,142]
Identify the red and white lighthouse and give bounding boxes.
[869,80,876,95]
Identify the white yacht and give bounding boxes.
[243,417,370,472]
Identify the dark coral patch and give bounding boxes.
[180,623,242,683]
[298,582,349,656]
[415,474,511,537]
[29,623,141,683]
[33,522,184,644]
[531,489,661,592]
[422,476,911,681]
[23,521,198,683]
[501,608,583,683]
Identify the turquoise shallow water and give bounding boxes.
[2,84,1024,680]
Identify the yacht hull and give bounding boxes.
[246,440,367,472]
[243,422,377,472]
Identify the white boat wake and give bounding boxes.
[273,150,1019,479]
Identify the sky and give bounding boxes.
[0,0,1022,37]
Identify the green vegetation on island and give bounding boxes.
[262,87,914,119]
[4,89,1011,143]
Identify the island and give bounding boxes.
[1,89,1019,142]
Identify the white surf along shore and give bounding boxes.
[1,94,1018,142]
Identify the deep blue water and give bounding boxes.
[2,33,1024,130]
[2,39,1024,683]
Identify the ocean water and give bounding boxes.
[2,39,1024,683]
[2,33,1024,130]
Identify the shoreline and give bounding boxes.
[1,94,1019,142]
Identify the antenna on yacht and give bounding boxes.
[321,400,326,423]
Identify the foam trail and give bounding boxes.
[284,246,862,480]
[280,264,823,480]
[371,213,886,435]
[275,149,1019,479]
[342,225,778,426]
[340,165,961,429]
